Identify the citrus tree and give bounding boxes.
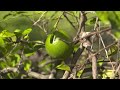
[0,11,119,79]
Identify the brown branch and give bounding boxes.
[28,71,49,79]
[91,53,98,79]
[84,39,98,79]
[77,11,87,35]
[62,47,85,79]
[74,27,111,44]
[0,67,50,79]
[0,67,18,73]
[62,71,70,79]
[33,11,48,25]
[86,40,118,63]
[65,11,87,79]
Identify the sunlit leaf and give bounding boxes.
[0,37,5,47]
[38,60,52,73]
[7,73,13,79]
[108,45,118,56]
[22,28,32,36]
[0,61,8,69]
[56,62,70,71]
[0,30,15,38]
[8,54,21,67]
[77,70,84,77]
[14,29,22,37]
[115,31,120,39]
[23,60,32,71]
[96,11,110,25]
[102,70,115,79]
[97,59,104,66]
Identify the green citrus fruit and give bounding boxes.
[45,30,73,59]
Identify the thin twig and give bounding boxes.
[0,67,18,73]
[0,67,50,79]
[65,11,79,26]
[28,71,49,79]
[63,12,77,31]
[86,40,118,62]
[75,11,87,39]
[53,12,64,30]
[62,47,85,79]
[74,28,111,44]
[33,11,47,25]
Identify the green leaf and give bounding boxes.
[14,29,22,33]
[23,35,29,40]
[96,11,110,25]
[0,61,8,69]
[7,73,13,79]
[33,41,45,50]
[77,70,84,78]
[8,54,21,67]
[22,28,32,36]
[38,59,52,73]
[108,45,118,56]
[86,17,99,25]
[0,37,5,47]
[11,54,20,67]
[11,36,17,42]
[11,44,22,53]
[0,30,15,38]
[107,11,120,30]
[115,31,120,39]
[24,47,35,57]
[56,62,70,71]
[14,29,22,37]
[102,70,115,79]
[38,59,47,67]
[97,59,104,66]
[23,60,32,71]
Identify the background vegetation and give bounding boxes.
[0,11,120,79]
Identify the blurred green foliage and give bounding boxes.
[0,11,119,79]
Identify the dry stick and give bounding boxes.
[90,52,98,79]
[112,64,120,79]
[112,40,120,79]
[98,21,109,59]
[29,17,48,34]
[84,39,98,79]
[89,17,99,79]
[68,11,87,79]
[0,67,18,73]
[79,12,98,79]
[62,11,86,79]
[99,34,115,70]
[62,71,70,79]
[87,40,118,62]
[83,28,111,39]
[74,28,111,45]
[28,71,49,79]
[95,19,114,78]
[33,11,47,25]
[0,67,50,79]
